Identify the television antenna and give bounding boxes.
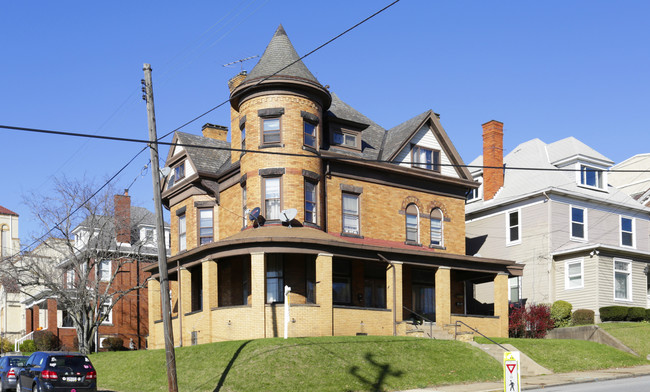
[280,208,298,228]
[223,55,259,71]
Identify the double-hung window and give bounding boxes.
[304,121,317,148]
[266,254,284,303]
[405,204,419,243]
[242,184,247,228]
[430,208,443,247]
[178,213,186,251]
[240,125,246,151]
[614,259,632,301]
[66,269,75,289]
[411,145,440,172]
[565,259,583,289]
[98,260,111,282]
[332,131,357,148]
[264,177,281,220]
[580,165,603,189]
[570,206,586,240]
[620,216,634,247]
[304,180,317,224]
[100,298,112,324]
[506,209,521,245]
[342,193,360,235]
[198,209,213,245]
[262,118,281,144]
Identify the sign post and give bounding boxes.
[503,351,520,392]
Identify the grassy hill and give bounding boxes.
[91,336,502,392]
[90,330,650,392]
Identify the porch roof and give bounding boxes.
[146,226,522,277]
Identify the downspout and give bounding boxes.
[543,191,553,302]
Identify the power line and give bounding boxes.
[2,124,649,173]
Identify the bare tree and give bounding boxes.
[5,177,158,354]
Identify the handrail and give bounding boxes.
[454,320,509,351]
[403,306,434,339]
[14,331,34,352]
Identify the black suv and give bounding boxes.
[16,352,96,392]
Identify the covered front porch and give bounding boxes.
[147,239,520,348]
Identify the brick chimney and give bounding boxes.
[114,190,131,244]
[228,71,247,93]
[202,123,228,142]
[482,120,504,201]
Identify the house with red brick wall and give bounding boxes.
[146,25,522,348]
[21,193,169,351]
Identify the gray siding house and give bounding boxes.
[466,121,650,321]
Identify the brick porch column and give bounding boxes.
[202,259,218,344]
[147,278,161,349]
[316,253,333,336]
[493,272,509,338]
[435,267,451,326]
[250,252,266,338]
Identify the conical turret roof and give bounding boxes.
[230,25,331,110]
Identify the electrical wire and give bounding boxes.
[2,124,648,174]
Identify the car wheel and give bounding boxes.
[33,383,40,392]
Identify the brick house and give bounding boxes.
[146,25,522,348]
[21,193,170,350]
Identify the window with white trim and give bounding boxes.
[100,298,112,324]
[570,206,586,240]
[430,208,443,247]
[66,269,75,289]
[565,259,583,289]
[620,216,635,247]
[614,259,632,301]
[266,254,284,303]
[579,164,603,189]
[168,162,185,188]
[508,277,521,302]
[98,260,111,282]
[405,204,419,243]
[198,208,213,245]
[506,209,521,245]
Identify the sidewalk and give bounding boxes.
[401,364,650,392]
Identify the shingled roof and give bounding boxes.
[381,110,432,160]
[242,24,321,86]
[175,132,231,175]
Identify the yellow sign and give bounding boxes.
[503,351,520,392]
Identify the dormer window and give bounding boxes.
[332,131,357,148]
[579,164,603,189]
[168,162,186,188]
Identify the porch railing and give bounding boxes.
[403,306,434,339]
[14,331,34,352]
[452,320,508,351]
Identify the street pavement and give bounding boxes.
[401,364,650,392]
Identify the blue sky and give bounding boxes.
[2,1,649,245]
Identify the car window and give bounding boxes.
[48,355,89,369]
[10,358,27,367]
[0,358,5,367]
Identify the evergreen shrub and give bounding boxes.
[571,309,594,325]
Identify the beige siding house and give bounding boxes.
[466,122,650,320]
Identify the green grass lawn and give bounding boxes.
[90,336,502,392]
[598,322,650,358]
[476,335,649,373]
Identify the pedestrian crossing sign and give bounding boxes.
[503,351,520,392]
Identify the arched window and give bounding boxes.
[0,224,8,258]
[405,204,419,243]
[430,208,443,247]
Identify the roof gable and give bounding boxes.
[0,205,19,216]
[382,111,472,181]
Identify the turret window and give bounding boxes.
[262,118,281,144]
[304,121,317,148]
[305,180,317,224]
[263,177,282,220]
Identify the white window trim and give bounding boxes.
[508,276,522,301]
[98,260,111,282]
[506,208,522,246]
[613,258,633,302]
[619,216,636,248]
[576,163,607,191]
[405,204,419,243]
[100,298,113,325]
[430,209,444,247]
[564,258,584,290]
[570,205,588,242]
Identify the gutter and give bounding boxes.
[550,243,650,260]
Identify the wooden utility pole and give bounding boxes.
[143,63,179,392]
